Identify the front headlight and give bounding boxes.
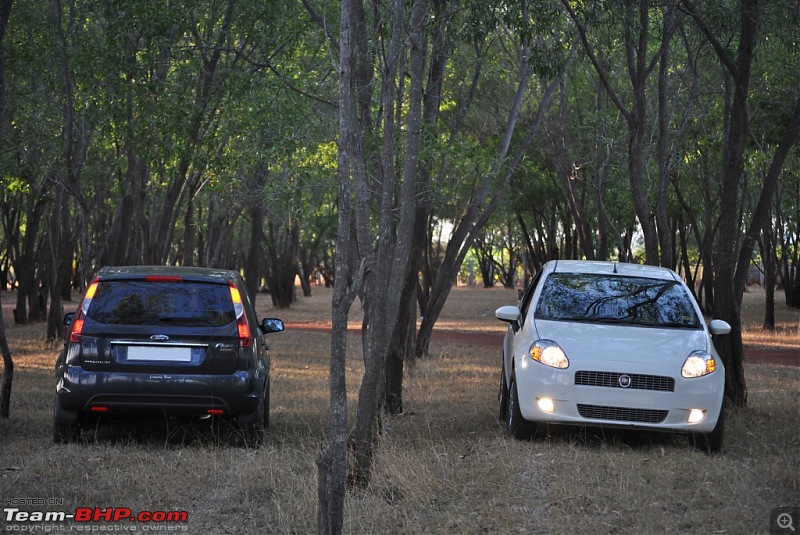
[529,340,569,369]
[682,350,717,378]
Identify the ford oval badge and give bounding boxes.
[150,334,170,341]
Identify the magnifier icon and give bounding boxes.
[778,512,796,532]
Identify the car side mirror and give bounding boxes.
[261,318,285,334]
[708,319,731,336]
[63,312,75,326]
[495,305,521,332]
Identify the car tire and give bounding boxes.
[53,397,80,444]
[689,402,725,454]
[506,374,534,440]
[499,365,509,421]
[240,387,267,447]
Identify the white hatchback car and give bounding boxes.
[496,260,731,452]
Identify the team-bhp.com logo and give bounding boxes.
[4,507,188,527]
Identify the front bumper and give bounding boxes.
[514,360,724,433]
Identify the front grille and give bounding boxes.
[577,404,668,424]
[574,370,675,392]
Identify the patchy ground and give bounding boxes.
[284,322,799,367]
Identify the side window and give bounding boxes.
[519,270,543,321]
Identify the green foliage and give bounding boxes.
[0,0,795,302]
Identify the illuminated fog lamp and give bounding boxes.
[536,397,555,414]
[687,409,705,424]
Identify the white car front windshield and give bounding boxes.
[535,273,701,329]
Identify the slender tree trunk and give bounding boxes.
[244,170,268,304]
[46,187,70,343]
[0,299,12,418]
[317,0,361,530]
[683,0,765,406]
[181,199,196,267]
[761,225,775,330]
[0,0,11,139]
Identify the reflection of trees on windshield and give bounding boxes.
[536,274,700,328]
[88,282,236,326]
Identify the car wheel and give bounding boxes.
[506,374,534,440]
[240,389,267,447]
[53,397,80,444]
[498,365,509,421]
[689,402,725,454]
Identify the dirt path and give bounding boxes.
[284,322,800,367]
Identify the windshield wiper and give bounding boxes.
[548,316,633,325]
[636,321,699,329]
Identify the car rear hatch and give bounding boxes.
[75,276,241,375]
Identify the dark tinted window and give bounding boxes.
[87,280,235,327]
[535,273,700,328]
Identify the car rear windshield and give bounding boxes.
[87,280,236,327]
[535,273,701,328]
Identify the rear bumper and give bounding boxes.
[55,366,263,422]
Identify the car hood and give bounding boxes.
[533,319,711,365]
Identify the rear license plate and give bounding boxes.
[127,346,193,362]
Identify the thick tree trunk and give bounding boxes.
[14,196,46,324]
[265,219,299,308]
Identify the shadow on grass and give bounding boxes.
[520,423,686,451]
[69,415,254,447]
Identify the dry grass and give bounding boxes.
[0,286,798,534]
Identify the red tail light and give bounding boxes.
[237,320,252,347]
[229,282,252,348]
[69,314,86,343]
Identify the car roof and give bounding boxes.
[543,260,679,281]
[95,265,239,284]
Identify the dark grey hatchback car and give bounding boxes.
[54,266,284,445]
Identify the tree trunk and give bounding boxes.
[181,198,196,267]
[317,0,362,530]
[383,267,418,416]
[46,186,71,343]
[0,298,13,418]
[14,195,47,324]
[244,210,263,304]
[265,218,299,308]
[761,226,775,330]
